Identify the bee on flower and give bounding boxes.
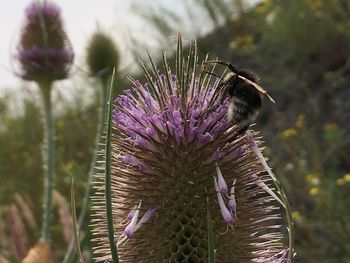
[91,37,293,262]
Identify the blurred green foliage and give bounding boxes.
[1,0,350,262]
[0,86,99,261]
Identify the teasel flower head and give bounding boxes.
[86,31,120,86]
[15,0,74,83]
[91,36,293,262]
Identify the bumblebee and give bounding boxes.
[204,60,275,133]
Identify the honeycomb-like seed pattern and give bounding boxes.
[152,176,208,263]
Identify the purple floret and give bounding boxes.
[25,1,61,23]
[113,81,230,150]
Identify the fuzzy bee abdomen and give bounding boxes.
[228,97,259,133]
[228,99,249,122]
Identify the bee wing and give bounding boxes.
[238,75,275,103]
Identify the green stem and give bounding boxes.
[105,72,119,262]
[63,80,107,263]
[39,81,54,244]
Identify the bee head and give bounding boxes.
[233,83,262,110]
[204,59,275,104]
[230,69,266,109]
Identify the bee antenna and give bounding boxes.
[204,71,221,79]
[203,60,238,73]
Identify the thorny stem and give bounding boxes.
[63,79,107,263]
[39,80,54,244]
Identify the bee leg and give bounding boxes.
[236,124,249,135]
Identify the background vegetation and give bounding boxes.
[1,0,350,262]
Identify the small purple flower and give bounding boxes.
[215,164,228,194]
[117,202,155,246]
[15,1,73,82]
[231,146,245,158]
[25,1,60,21]
[127,205,138,221]
[213,175,233,225]
[214,168,238,224]
[123,202,141,239]
[211,149,223,160]
[139,206,156,225]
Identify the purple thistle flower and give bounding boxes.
[15,1,73,82]
[91,37,292,262]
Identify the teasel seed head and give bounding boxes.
[91,36,292,262]
[86,31,120,86]
[15,1,74,83]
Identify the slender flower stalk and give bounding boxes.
[91,36,293,262]
[39,80,54,243]
[63,86,108,263]
[15,1,73,244]
[63,65,109,263]
[63,31,120,263]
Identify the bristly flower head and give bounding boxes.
[86,31,120,85]
[15,1,74,82]
[91,36,293,262]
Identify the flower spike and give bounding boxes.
[91,37,291,262]
[16,1,73,82]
